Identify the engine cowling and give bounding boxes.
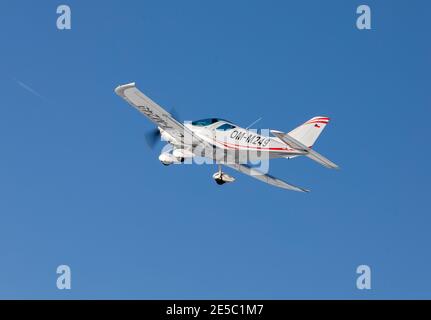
[172,149,194,159]
[159,152,180,166]
[160,130,174,143]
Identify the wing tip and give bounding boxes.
[280,183,310,193]
[115,82,136,96]
[297,187,310,193]
[327,162,340,170]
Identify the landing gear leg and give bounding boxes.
[215,164,225,185]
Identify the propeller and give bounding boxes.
[144,128,161,150]
[144,108,182,150]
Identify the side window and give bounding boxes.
[216,123,236,131]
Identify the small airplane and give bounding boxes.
[115,83,339,192]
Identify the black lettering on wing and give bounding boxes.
[137,105,174,129]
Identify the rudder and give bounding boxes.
[288,116,330,148]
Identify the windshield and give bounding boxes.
[191,118,230,127]
[216,123,236,131]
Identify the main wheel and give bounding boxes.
[215,178,226,185]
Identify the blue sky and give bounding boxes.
[0,0,430,299]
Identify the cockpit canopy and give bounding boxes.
[215,123,236,131]
[191,118,231,127]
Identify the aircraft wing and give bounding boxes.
[271,130,339,169]
[224,163,310,193]
[115,83,198,146]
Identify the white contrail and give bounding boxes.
[14,78,46,100]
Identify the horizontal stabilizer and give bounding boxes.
[271,130,339,169]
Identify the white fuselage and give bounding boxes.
[161,119,304,164]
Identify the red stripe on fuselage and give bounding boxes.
[214,139,293,152]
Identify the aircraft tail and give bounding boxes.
[271,125,339,169]
[288,116,330,148]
